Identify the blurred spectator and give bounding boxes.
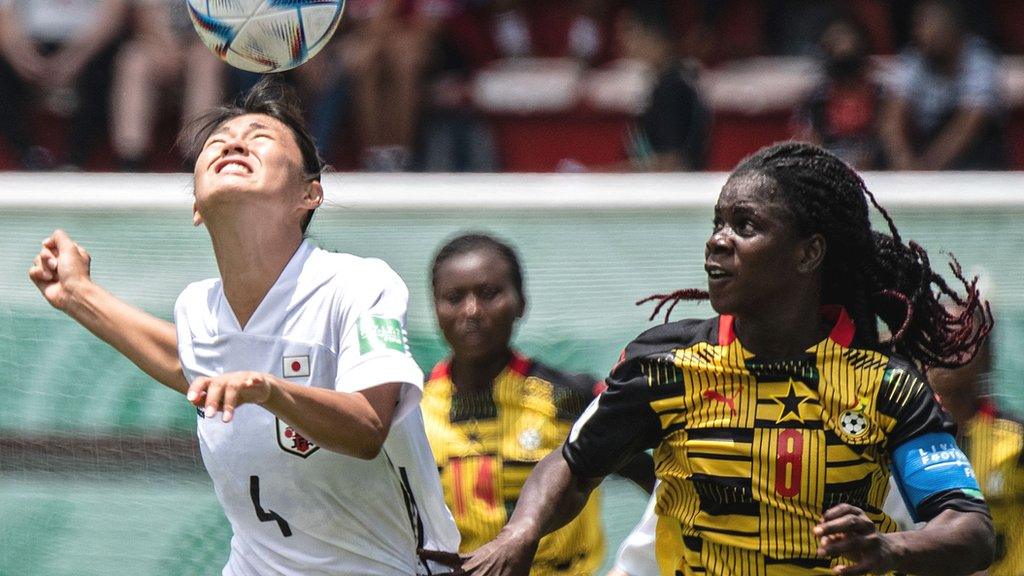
[487,0,612,66]
[284,43,353,168]
[793,14,885,169]
[764,1,895,56]
[618,2,710,171]
[889,0,997,52]
[324,0,455,172]
[880,0,1007,170]
[765,0,844,57]
[0,0,127,169]
[642,1,766,68]
[110,1,223,171]
[415,40,498,172]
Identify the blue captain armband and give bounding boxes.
[891,432,984,521]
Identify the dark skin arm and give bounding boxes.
[459,450,601,575]
[815,504,994,575]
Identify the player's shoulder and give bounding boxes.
[175,277,221,313]
[528,358,602,399]
[873,351,931,403]
[877,353,928,391]
[308,247,407,294]
[622,317,718,362]
[309,247,397,279]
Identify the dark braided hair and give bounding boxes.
[640,141,992,370]
[431,233,525,302]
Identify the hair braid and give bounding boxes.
[639,141,992,370]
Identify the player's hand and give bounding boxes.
[28,229,93,311]
[417,548,466,576]
[461,528,538,576]
[815,503,898,575]
[187,371,274,423]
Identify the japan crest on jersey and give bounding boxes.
[277,417,319,457]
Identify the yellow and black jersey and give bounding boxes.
[423,352,606,576]
[961,402,1024,576]
[563,307,989,576]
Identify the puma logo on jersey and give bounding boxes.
[703,385,743,414]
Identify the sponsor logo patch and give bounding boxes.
[276,418,319,458]
[283,355,310,378]
[357,315,409,355]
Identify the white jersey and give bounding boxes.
[174,240,460,576]
[611,485,659,576]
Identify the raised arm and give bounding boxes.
[28,230,186,393]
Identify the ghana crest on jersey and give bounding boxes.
[564,306,987,576]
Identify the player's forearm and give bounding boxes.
[502,450,601,544]
[64,280,186,393]
[261,379,396,459]
[885,509,994,575]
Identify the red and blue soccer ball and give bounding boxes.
[187,0,346,73]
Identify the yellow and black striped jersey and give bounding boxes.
[423,352,606,576]
[961,403,1024,576]
[563,307,989,576]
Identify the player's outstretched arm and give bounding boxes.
[462,450,602,576]
[28,229,186,394]
[815,503,994,576]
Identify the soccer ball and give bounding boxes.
[839,410,868,437]
[186,1,346,73]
